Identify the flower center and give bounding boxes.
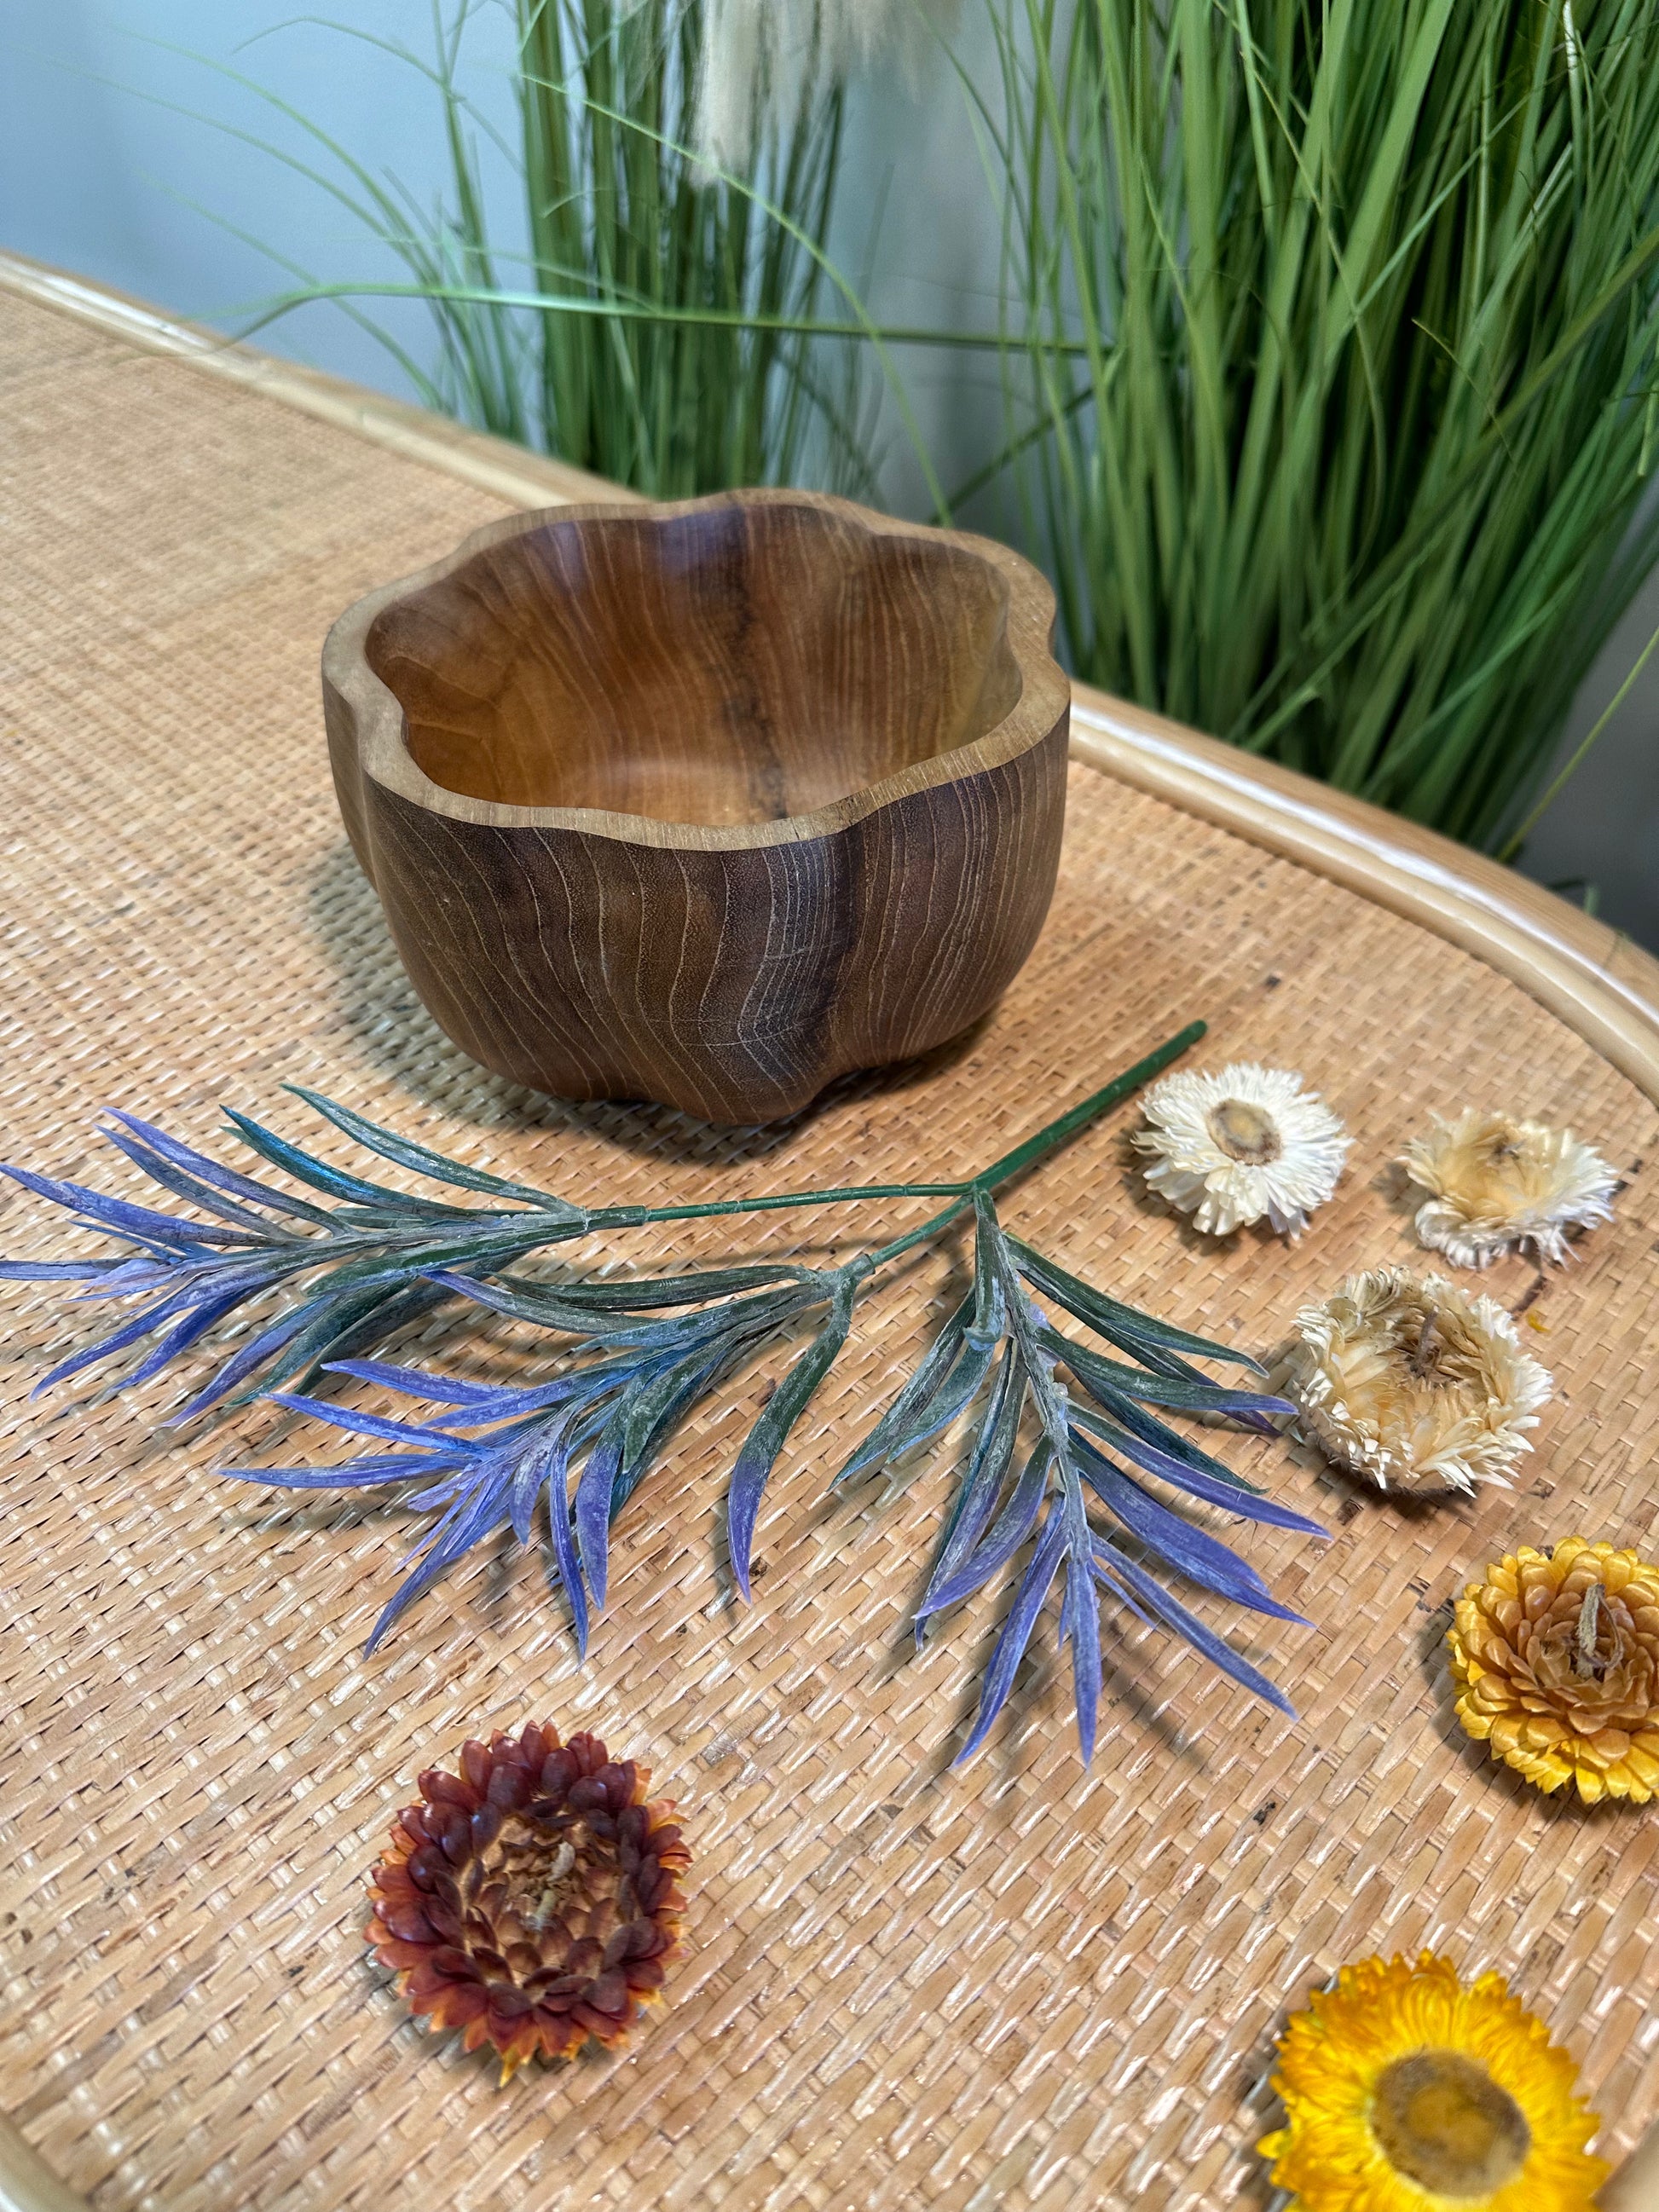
[1569,1581,1622,1680]
[1398,1304,1457,1389]
[469,1813,626,1959]
[1471,1120,1548,1202]
[1206,1098,1281,1164]
[1371,2050,1531,2197]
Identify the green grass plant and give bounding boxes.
[237,0,882,500]
[971,0,1659,848]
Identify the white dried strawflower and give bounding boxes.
[1131,1062,1350,1238]
[1398,1108,1617,1268]
[1280,1267,1552,1495]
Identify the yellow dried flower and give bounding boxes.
[1259,1949,1607,2210]
[1280,1267,1552,1494]
[1448,1538,1659,1803]
[1399,1109,1617,1268]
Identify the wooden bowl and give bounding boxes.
[321,489,1070,1123]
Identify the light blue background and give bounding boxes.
[3,2,1654,949]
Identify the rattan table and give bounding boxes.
[3,251,1658,2212]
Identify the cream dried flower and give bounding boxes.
[1132,1062,1350,1237]
[1280,1267,1552,1494]
[1398,1109,1617,1268]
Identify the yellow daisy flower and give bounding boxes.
[1259,1952,1606,2211]
[1448,1538,1659,1804]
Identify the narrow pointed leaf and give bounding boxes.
[1072,1409,1325,1534]
[0,1259,134,1282]
[1095,1544,1296,1718]
[1087,1391,1267,1494]
[1011,1238,1262,1370]
[918,1343,1025,1645]
[264,1392,467,1448]
[574,1396,632,1613]
[1061,1545,1103,1763]
[365,1472,508,1650]
[917,1438,1054,1619]
[727,1274,858,1601]
[505,1441,542,1545]
[124,1290,252,1387]
[222,1449,471,1490]
[1077,1443,1308,1621]
[225,1106,447,1211]
[835,1296,971,1485]
[240,1279,455,1407]
[542,1416,591,1659]
[288,1086,585,1218]
[1049,1329,1293,1418]
[322,1357,516,1406]
[98,1123,309,1239]
[104,1108,339,1225]
[32,1284,213,1393]
[953,1513,1067,1765]
[476,1262,819,1314]
[167,1303,323,1423]
[2,1164,256,1249]
[612,1338,750,1524]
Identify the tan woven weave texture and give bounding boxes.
[3,291,1657,2212]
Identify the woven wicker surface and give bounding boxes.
[3,287,1658,2212]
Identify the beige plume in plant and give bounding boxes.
[1278,1267,1552,1495]
[1398,1108,1617,1268]
[694,0,957,169]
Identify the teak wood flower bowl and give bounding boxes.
[321,489,1070,1123]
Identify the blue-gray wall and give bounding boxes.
[3,1,1654,950]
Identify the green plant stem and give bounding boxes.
[851,1019,1206,1278]
[230,280,1055,355]
[560,1020,1205,1256]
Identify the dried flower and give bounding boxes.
[1,1024,1323,1766]
[367,1723,690,2079]
[1399,1109,1618,1268]
[1280,1267,1552,1494]
[1448,1537,1659,1803]
[1259,1950,1607,2210]
[1131,1062,1349,1237]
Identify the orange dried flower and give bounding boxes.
[1448,1538,1659,1804]
[367,1722,691,2077]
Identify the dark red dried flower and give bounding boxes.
[367,1722,691,2078]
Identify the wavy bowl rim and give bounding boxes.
[321,488,1071,854]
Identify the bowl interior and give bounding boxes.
[364,501,1024,827]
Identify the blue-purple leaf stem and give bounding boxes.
[2,1021,1322,1763]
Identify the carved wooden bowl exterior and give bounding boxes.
[321,489,1070,1123]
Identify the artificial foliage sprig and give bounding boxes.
[0,1022,1322,1761]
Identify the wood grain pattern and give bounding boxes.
[322,492,1071,1124]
